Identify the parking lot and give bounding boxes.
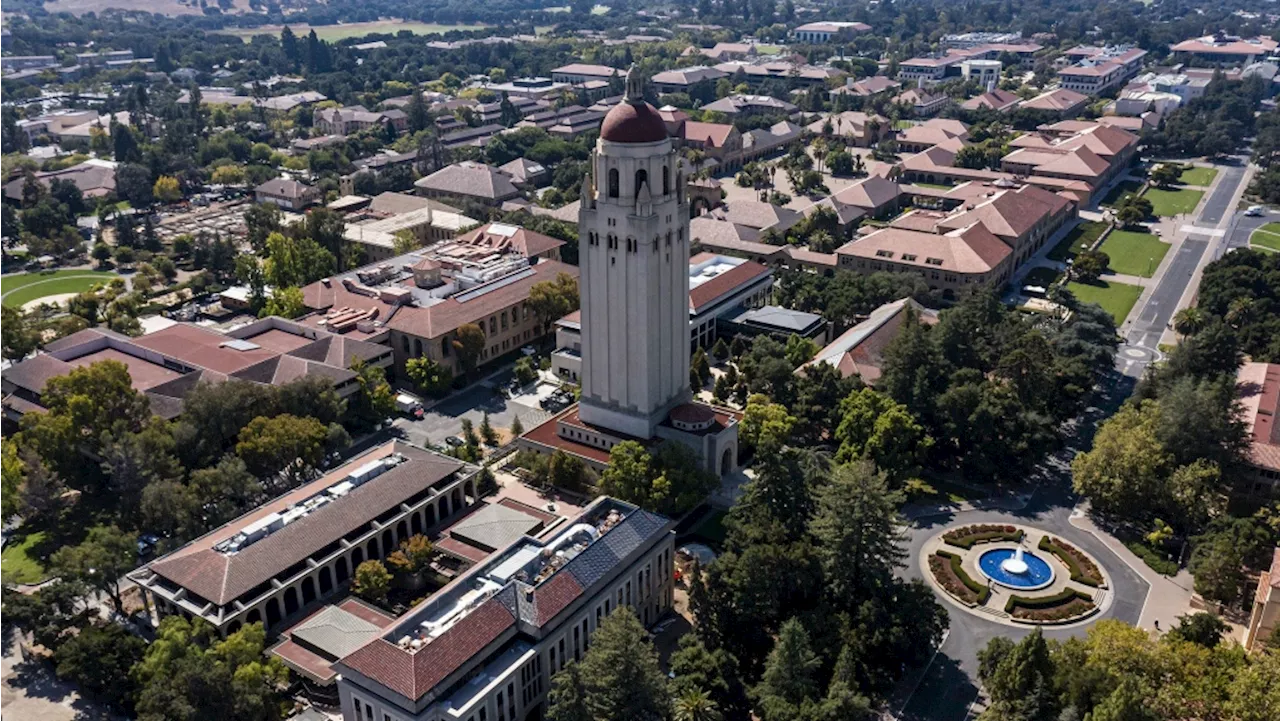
[391,369,567,449]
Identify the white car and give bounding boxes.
[1245,205,1265,217]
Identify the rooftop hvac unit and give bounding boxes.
[347,459,387,487]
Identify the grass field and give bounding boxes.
[1021,266,1063,288]
[1098,230,1170,277]
[1142,186,1204,217]
[1178,166,1218,187]
[1067,280,1143,324]
[914,182,953,189]
[219,20,490,42]
[893,119,916,130]
[904,478,986,506]
[1101,179,1143,207]
[1,531,52,585]
[1,270,118,308]
[1251,222,1280,252]
[1048,220,1107,261]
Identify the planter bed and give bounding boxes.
[1004,588,1095,623]
[942,524,1024,549]
[1038,536,1105,587]
[930,550,990,606]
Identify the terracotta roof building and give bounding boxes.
[414,162,521,206]
[1172,34,1278,65]
[896,117,970,153]
[702,94,798,117]
[334,497,675,721]
[1,317,390,424]
[255,177,321,211]
[651,66,729,94]
[2,159,116,204]
[298,240,577,377]
[837,223,1014,297]
[1238,362,1280,499]
[793,21,872,43]
[807,111,889,147]
[128,442,481,635]
[1020,88,1090,118]
[830,75,902,98]
[961,89,1022,113]
[801,297,938,382]
[1244,548,1280,651]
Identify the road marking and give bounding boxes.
[1179,226,1224,236]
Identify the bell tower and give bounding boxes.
[577,67,691,439]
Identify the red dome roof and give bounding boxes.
[600,101,669,143]
[669,403,716,425]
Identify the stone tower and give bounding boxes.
[577,66,691,438]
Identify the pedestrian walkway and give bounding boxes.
[1068,508,1194,632]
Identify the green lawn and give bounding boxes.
[893,119,915,130]
[1067,280,1143,324]
[1,531,52,585]
[1048,220,1107,261]
[1101,179,1143,207]
[1098,230,1171,277]
[1142,186,1204,217]
[1251,223,1280,251]
[1,270,118,308]
[1021,266,1063,288]
[914,182,953,190]
[1177,166,1218,187]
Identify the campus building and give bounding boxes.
[334,496,675,721]
[792,21,872,43]
[1171,34,1279,65]
[1,318,390,425]
[298,225,575,380]
[128,442,481,636]
[1237,362,1280,499]
[1056,46,1148,95]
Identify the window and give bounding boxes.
[608,168,619,198]
[442,338,450,357]
[925,257,944,266]
[489,317,497,334]
[635,169,648,198]
[414,339,423,357]
[662,166,670,195]
[902,254,917,262]
[401,336,409,354]
[875,249,894,258]
[501,312,508,331]
[355,701,364,721]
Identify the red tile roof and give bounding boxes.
[683,121,736,148]
[341,597,516,700]
[689,260,771,314]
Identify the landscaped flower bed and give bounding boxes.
[1004,588,1096,623]
[930,550,990,605]
[1039,536,1105,587]
[942,524,1024,549]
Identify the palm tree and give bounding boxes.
[673,688,722,721]
[1227,297,1257,328]
[1173,307,1206,336]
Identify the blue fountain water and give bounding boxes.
[978,548,1054,589]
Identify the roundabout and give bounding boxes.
[920,522,1112,627]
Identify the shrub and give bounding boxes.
[930,550,990,605]
[1124,540,1179,576]
[942,524,1024,549]
[1004,587,1093,614]
[1038,536,1104,587]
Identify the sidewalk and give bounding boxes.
[1068,509,1194,632]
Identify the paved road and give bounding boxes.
[1223,209,1275,254]
[1122,156,1252,356]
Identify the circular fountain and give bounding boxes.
[978,546,1055,591]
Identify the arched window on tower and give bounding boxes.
[662,166,670,195]
[635,169,648,198]
[608,168,619,198]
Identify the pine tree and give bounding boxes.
[550,608,670,721]
[753,618,820,720]
[281,26,299,70]
[510,415,524,437]
[480,411,499,446]
[810,460,905,606]
[406,90,429,133]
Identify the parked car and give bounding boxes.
[445,436,464,447]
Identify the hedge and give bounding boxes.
[1038,536,1103,587]
[934,550,990,604]
[942,524,1025,549]
[1004,587,1093,614]
[1124,540,1179,576]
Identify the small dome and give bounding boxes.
[669,403,715,429]
[600,101,669,144]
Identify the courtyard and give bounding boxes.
[1047,220,1107,261]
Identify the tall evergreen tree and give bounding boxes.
[810,460,905,606]
[548,608,670,721]
[753,618,821,721]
